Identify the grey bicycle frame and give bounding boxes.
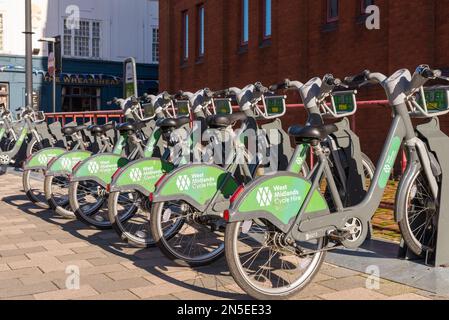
[290,70,440,243]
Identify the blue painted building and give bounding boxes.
[0,55,158,114]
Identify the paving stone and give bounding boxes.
[320,266,361,279]
[375,281,419,296]
[34,285,99,300]
[79,290,139,300]
[56,251,108,262]
[0,281,58,298]
[90,277,152,294]
[292,283,337,299]
[0,264,9,272]
[319,287,389,300]
[320,275,370,291]
[390,293,431,300]
[130,283,190,299]
[0,267,42,281]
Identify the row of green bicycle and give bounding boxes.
[17,64,449,300]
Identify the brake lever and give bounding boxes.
[438,75,449,82]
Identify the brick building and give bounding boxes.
[159,0,449,163]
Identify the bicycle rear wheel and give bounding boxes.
[397,170,438,257]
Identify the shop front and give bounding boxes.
[0,55,158,114]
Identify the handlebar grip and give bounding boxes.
[212,89,230,97]
[420,67,441,79]
[162,92,172,101]
[131,96,139,105]
[269,79,289,91]
[204,88,214,99]
[254,82,269,93]
[344,70,370,85]
[323,74,341,87]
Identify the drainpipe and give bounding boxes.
[24,0,33,108]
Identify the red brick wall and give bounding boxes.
[159,0,449,163]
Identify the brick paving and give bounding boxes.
[0,172,445,300]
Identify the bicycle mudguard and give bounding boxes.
[227,172,330,233]
[23,147,67,170]
[46,150,92,176]
[70,153,129,187]
[152,164,239,211]
[109,157,174,196]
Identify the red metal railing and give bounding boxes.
[46,110,125,125]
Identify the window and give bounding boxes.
[92,22,100,58]
[263,0,272,38]
[0,83,9,109]
[61,86,100,112]
[182,11,189,60]
[242,0,249,44]
[63,20,72,56]
[197,5,205,57]
[152,28,159,63]
[0,14,3,51]
[361,0,374,13]
[63,19,101,58]
[327,0,339,22]
[74,20,90,57]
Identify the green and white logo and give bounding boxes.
[256,187,273,207]
[87,162,100,174]
[129,168,143,182]
[176,175,191,191]
[38,154,48,165]
[62,158,73,170]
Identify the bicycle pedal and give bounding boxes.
[328,229,350,242]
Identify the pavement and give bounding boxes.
[0,171,446,300]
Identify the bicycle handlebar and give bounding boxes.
[269,79,290,91]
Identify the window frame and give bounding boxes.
[63,18,102,59]
[326,0,339,23]
[152,28,159,63]
[241,0,249,45]
[197,4,205,58]
[182,11,189,62]
[262,0,272,40]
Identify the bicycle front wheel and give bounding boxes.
[44,175,75,219]
[69,180,110,229]
[108,190,154,247]
[150,201,224,267]
[23,168,48,209]
[225,219,326,300]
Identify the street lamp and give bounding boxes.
[39,37,57,113]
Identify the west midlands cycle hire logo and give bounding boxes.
[256,187,273,207]
[129,168,143,182]
[87,162,100,174]
[61,158,73,170]
[176,175,191,192]
[38,154,48,165]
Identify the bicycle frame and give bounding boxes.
[292,102,438,242]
